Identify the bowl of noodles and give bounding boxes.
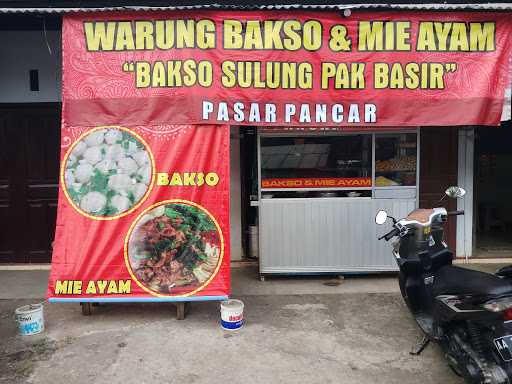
[126,201,222,295]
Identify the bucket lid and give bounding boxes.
[221,299,244,310]
[15,303,43,315]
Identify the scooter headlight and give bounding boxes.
[483,297,512,312]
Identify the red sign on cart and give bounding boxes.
[262,177,372,189]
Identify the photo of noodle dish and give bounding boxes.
[63,127,153,218]
[127,202,221,295]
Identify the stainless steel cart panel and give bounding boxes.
[259,197,416,274]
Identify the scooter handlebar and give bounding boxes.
[378,228,400,241]
[447,210,464,216]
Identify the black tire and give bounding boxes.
[81,302,92,316]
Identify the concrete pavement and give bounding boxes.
[0,266,463,384]
[0,266,400,300]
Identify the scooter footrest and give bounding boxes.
[415,313,443,340]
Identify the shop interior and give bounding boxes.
[474,123,512,258]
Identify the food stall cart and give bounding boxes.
[258,129,419,276]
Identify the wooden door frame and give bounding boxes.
[0,102,61,264]
[419,127,459,252]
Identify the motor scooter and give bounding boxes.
[376,186,512,384]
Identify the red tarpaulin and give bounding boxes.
[61,11,512,128]
[48,124,230,301]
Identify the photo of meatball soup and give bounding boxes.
[127,203,221,295]
[64,127,152,218]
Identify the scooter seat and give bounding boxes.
[433,265,512,297]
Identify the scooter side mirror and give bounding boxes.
[375,210,388,225]
[445,186,466,199]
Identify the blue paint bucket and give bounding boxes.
[220,299,244,330]
[15,303,44,336]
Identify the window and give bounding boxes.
[260,135,372,189]
[258,131,419,198]
[375,133,417,187]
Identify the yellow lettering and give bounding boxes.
[224,20,243,49]
[170,172,183,186]
[404,63,420,89]
[155,20,174,49]
[96,280,108,294]
[136,62,151,88]
[395,22,411,50]
[115,21,135,50]
[85,280,97,294]
[434,22,452,51]
[152,61,166,87]
[55,280,69,294]
[196,20,216,49]
[245,21,264,49]
[157,172,169,185]
[221,61,236,87]
[389,63,404,89]
[264,20,284,49]
[135,21,154,50]
[302,21,322,51]
[183,59,197,87]
[470,22,495,51]
[183,173,196,186]
[282,21,302,50]
[84,22,115,51]
[176,20,195,48]
[205,172,219,186]
[196,173,205,186]
[449,23,469,51]
[358,21,383,51]
[374,63,389,89]
[72,280,82,295]
[416,22,437,51]
[107,280,118,294]
[118,280,131,294]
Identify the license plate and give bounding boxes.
[494,336,512,361]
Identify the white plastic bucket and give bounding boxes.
[15,303,44,336]
[220,299,244,330]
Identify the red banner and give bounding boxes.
[49,10,512,302]
[61,11,512,127]
[48,124,230,301]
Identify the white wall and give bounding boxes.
[457,128,474,258]
[230,127,243,260]
[0,30,61,103]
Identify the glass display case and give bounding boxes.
[260,135,372,191]
[259,131,418,198]
[257,129,419,275]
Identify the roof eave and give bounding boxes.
[3,3,512,13]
